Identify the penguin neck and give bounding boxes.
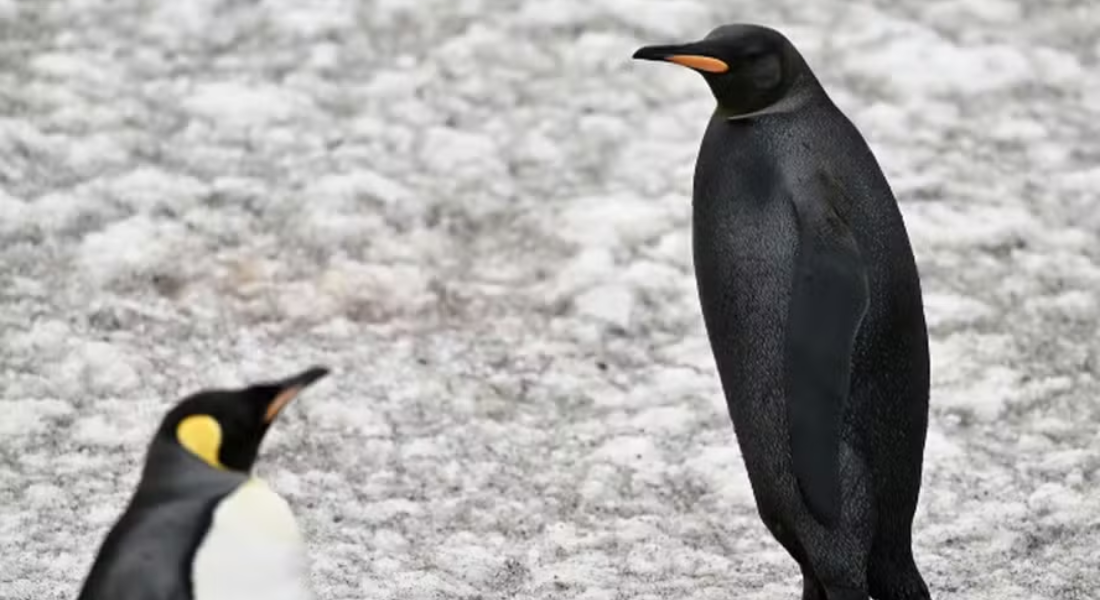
[135,440,247,501]
[715,66,823,122]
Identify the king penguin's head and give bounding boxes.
[632,24,813,117]
[154,366,330,472]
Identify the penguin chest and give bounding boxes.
[192,478,313,600]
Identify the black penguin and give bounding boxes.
[633,24,931,600]
[76,366,330,600]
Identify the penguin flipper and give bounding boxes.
[786,172,870,527]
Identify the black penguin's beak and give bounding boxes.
[263,366,330,423]
[632,43,729,73]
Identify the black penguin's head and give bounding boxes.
[153,366,330,472]
[632,24,813,117]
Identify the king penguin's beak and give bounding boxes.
[263,366,330,423]
[632,43,729,73]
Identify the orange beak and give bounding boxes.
[633,44,729,74]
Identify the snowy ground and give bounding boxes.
[1,0,1099,598]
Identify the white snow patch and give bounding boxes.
[149,0,224,35]
[419,126,503,182]
[922,292,995,329]
[30,52,118,85]
[184,81,314,127]
[78,215,190,287]
[295,171,418,245]
[1023,290,1097,320]
[0,0,16,20]
[573,283,635,328]
[72,414,148,447]
[842,27,1031,97]
[936,364,1020,421]
[59,340,144,396]
[0,399,72,438]
[1027,482,1080,517]
[260,0,354,37]
[514,0,598,28]
[0,189,28,233]
[988,117,1048,143]
[433,537,499,585]
[4,319,70,359]
[552,248,616,297]
[316,259,434,319]
[593,435,662,468]
[629,405,695,435]
[372,528,411,553]
[922,428,962,462]
[647,366,713,400]
[24,483,65,506]
[682,445,755,506]
[355,499,425,525]
[361,68,431,100]
[305,400,394,437]
[530,552,617,589]
[621,259,685,292]
[558,194,672,248]
[597,0,709,38]
[855,101,911,139]
[306,171,413,207]
[401,436,445,460]
[545,522,590,551]
[66,134,131,177]
[26,191,104,233]
[1027,47,1085,87]
[106,167,208,213]
[902,202,1036,249]
[924,0,1022,24]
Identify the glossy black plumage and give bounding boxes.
[635,24,931,600]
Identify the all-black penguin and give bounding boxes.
[633,25,931,600]
[76,366,330,600]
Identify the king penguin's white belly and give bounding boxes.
[192,478,313,600]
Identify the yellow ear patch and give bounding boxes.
[668,55,729,73]
[177,415,226,469]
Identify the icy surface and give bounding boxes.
[2,0,1099,599]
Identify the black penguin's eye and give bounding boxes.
[740,48,768,62]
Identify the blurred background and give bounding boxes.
[1,0,1098,598]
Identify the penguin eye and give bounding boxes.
[740,48,768,62]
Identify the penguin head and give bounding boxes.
[632,24,810,117]
[154,366,330,472]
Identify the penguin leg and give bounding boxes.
[800,564,827,600]
[758,511,825,600]
[868,552,931,600]
[798,444,874,600]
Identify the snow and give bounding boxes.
[184,81,315,128]
[2,1,1099,599]
[77,215,191,287]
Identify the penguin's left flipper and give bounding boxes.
[785,171,870,527]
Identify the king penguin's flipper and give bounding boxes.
[786,172,870,526]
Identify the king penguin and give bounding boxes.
[633,25,931,600]
[75,366,330,600]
